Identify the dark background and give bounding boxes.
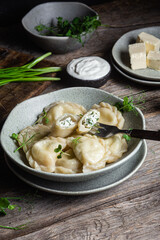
[0,0,109,26]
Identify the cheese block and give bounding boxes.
[137,32,160,54]
[147,51,160,70]
[128,43,147,70]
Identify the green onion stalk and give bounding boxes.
[0,52,61,86]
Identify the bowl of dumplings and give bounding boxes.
[1,87,145,182]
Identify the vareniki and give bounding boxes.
[17,101,128,174]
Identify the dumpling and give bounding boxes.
[26,136,66,172]
[83,158,106,173]
[55,149,82,174]
[17,124,50,153]
[92,102,124,129]
[76,109,100,134]
[50,113,80,137]
[104,134,128,163]
[67,134,106,172]
[38,101,87,128]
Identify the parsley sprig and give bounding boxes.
[115,91,146,114]
[35,16,101,45]
[115,96,134,113]
[0,197,21,215]
[0,197,27,230]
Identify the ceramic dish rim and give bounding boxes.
[112,26,160,81]
[111,56,160,86]
[5,140,147,195]
[21,1,98,40]
[0,87,145,180]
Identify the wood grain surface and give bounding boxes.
[0,0,160,239]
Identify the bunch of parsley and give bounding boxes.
[35,16,101,45]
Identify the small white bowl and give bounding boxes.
[22,2,98,54]
[0,87,145,182]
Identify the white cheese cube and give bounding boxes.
[147,51,160,70]
[128,43,147,70]
[137,32,160,54]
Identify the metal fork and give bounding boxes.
[91,123,160,141]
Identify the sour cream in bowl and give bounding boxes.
[66,56,111,87]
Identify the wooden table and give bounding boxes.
[0,0,160,239]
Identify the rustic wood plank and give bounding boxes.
[0,182,160,240]
[11,189,160,240]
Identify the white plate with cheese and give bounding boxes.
[112,26,160,81]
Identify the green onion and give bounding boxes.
[0,52,61,87]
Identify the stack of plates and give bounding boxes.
[111,26,160,86]
[1,88,147,195]
[5,142,147,195]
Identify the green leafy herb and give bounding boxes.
[123,134,131,142]
[35,16,101,45]
[0,52,61,87]
[34,109,49,125]
[54,144,64,158]
[72,137,81,145]
[11,132,36,153]
[54,144,70,158]
[11,133,18,141]
[115,96,134,113]
[115,90,146,114]
[0,197,21,215]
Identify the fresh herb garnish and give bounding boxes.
[35,16,101,45]
[0,197,21,216]
[115,96,134,113]
[11,132,36,153]
[114,89,146,114]
[72,137,81,145]
[0,224,27,230]
[34,109,49,125]
[123,134,131,142]
[0,192,41,230]
[54,144,70,158]
[54,144,64,159]
[0,52,61,87]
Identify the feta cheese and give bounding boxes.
[128,43,147,70]
[137,32,160,54]
[147,51,160,70]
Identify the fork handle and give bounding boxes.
[128,129,160,141]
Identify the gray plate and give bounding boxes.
[111,57,160,86]
[0,87,145,182]
[112,26,160,81]
[5,140,147,196]
[22,2,97,54]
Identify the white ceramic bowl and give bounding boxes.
[0,87,145,182]
[22,2,98,54]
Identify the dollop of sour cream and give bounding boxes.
[67,56,110,80]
